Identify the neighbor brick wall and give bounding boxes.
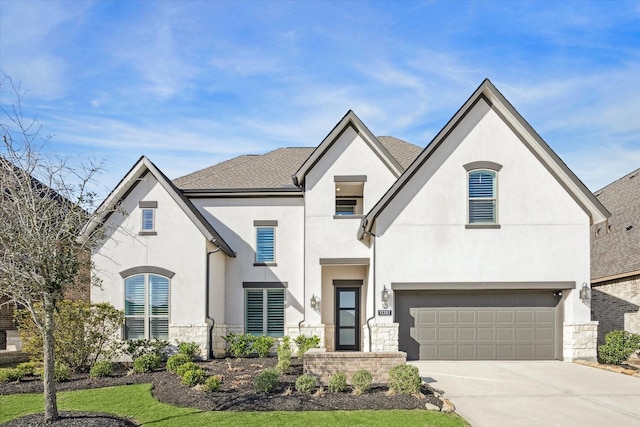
[592,274,640,345]
[303,349,407,385]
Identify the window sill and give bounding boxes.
[138,231,157,236]
[254,262,277,267]
[333,215,364,219]
[465,224,501,229]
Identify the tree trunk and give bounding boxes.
[43,293,59,421]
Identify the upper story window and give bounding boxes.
[124,273,169,340]
[464,162,502,228]
[334,176,366,218]
[254,220,277,265]
[139,201,157,235]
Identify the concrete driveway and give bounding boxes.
[409,361,640,427]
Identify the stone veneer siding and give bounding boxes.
[563,321,598,361]
[303,349,406,385]
[592,274,640,345]
[169,324,209,359]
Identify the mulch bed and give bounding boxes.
[1,357,441,426]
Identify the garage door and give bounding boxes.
[396,290,560,360]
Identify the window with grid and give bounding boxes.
[245,289,284,337]
[468,170,497,223]
[124,274,169,340]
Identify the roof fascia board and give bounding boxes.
[293,110,403,187]
[361,79,610,237]
[591,269,640,284]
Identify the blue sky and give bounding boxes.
[1,0,639,198]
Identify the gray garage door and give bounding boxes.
[396,290,561,360]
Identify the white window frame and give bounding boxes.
[254,221,277,265]
[141,208,155,231]
[464,162,502,228]
[123,273,170,340]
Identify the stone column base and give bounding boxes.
[363,323,399,352]
[169,324,208,359]
[563,321,598,361]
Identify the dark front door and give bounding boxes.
[335,287,360,350]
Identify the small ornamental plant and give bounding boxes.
[253,336,276,358]
[351,370,372,395]
[295,374,317,394]
[166,353,192,373]
[89,361,114,378]
[175,362,200,377]
[202,375,222,392]
[388,364,421,395]
[254,368,280,393]
[133,353,161,373]
[181,367,206,386]
[328,372,347,393]
[177,341,201,359]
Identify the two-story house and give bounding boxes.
[89,79,609,361]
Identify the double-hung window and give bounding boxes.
[245,288,285,337]
[254,220,277,265]
[464,162,502,227]
[124,273,169,340]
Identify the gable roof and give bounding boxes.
[360,78,610,238]
[84,156,235,257]
[173,135,421,192]
[591,168,640,282]
[292,110,406,187]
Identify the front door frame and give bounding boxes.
[334,280,362,351]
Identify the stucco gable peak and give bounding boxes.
[360,79,610,238]
[85,156,235,257]
[292,110,403,187]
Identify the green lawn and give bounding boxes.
[0,384,469,426]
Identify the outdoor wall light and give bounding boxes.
[579,282,591,302]
[310,294,319,310]
[381,285,390,309]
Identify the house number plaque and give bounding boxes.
[378,309,392,316]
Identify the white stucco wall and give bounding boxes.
[92,173,210,334]
[303,126,398,325]
[374,99,592,324]
[193,197,304,331]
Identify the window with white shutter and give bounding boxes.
[468,170,497,224]
[124,273,169,340]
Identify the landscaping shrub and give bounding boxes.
[0,368,24,382]
[202,375,222,392]
[175,361,200,377]
[223,332,256,357]
[598,330,640,365]
[89,361,114,378]
[16,362,38,376]
[351,370,372,395]
[166,353,192,373]
[328,372,347,393]
[295,374,317,394]
[52,362,70,382]
[276,336,292,373]
[181,366,206,386]
[253,336,275,358]
[133,353,161,373]
[388,364,421,395]
[254,368,280,393]
[17,301,124,373]
[122,339,169,361]
[177,341,201,359]
[294,335,320,359]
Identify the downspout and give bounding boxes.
[364,226,377,352]
[294,176,307,333]
[206,245,220,359]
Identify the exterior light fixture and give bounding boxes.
[381,285,390,309]
[579,282,591,302]
[310,294,319,310]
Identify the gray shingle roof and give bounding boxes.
[591,168,640,281]
[173,137,422,191]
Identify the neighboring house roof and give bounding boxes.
[360,78,611,238]
[591,168,640,282]
[173,133,422,192]
[292,110,409,187]
[84,156,235,257]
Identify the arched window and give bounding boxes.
[124,273,169,340]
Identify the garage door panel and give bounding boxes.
[397,290,559,360]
